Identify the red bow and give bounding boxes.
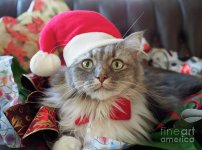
[75,97,131,125]
[4,73,58,149]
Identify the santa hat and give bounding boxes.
[30,10,123,77]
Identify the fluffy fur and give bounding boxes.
[42,32,202,150]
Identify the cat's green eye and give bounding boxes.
[82,59,93,69]
[111,59,124,70]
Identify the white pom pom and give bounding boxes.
[52,136,82,150]
[30,51,61,77]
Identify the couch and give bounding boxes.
[0,0,202,150]
[1,0,202,59]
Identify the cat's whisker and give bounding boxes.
[55,82,89,96]
[53,80,86,88]
[73,80,86,84]
[122,88,164,121]
[70,91,85,105]
[54,81,84,90]
[52,83,68,89]
[121,82,174,111]
[119,81,161,98]
[60,86,77,96]
[60,82,99,100]
[61,86,82,99]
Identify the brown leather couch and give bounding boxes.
[1,0,202,60]
[0,0,202,149]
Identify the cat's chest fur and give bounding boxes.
[58,91,156,145]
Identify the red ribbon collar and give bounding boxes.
[75,97,131,126]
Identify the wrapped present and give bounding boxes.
[83,123,131,150]
[0,56,22,147]
[139,38,202,76]
[0,56,19,108]
[147,48,202,76]
[148,90,202,150]
[156,90,202,129]
[83,136,130,150]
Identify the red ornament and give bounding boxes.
[143,44,151,53]
[180,64,191,74]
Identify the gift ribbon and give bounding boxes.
[156,90,202,130]
[4,73,58,147]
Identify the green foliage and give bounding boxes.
[11,57,27,89]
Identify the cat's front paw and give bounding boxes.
[52,136,82,150]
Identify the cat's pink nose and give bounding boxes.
[97,74,108,83]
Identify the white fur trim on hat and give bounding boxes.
[30,51,61,76]
[63,32,123,67]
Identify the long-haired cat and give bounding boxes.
[42,32,202,150]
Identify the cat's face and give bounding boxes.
[66,32,144,100]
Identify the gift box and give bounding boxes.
[0,56,22,148]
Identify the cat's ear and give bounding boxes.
[117,31,145,58]
[124,31,144,46]
[122,31,144,49]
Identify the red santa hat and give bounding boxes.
[30,10,123,77]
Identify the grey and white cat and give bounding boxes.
[42,32,202,150]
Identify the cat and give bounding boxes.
[42,32,202,150]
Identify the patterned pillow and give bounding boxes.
[0,0,69,70]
